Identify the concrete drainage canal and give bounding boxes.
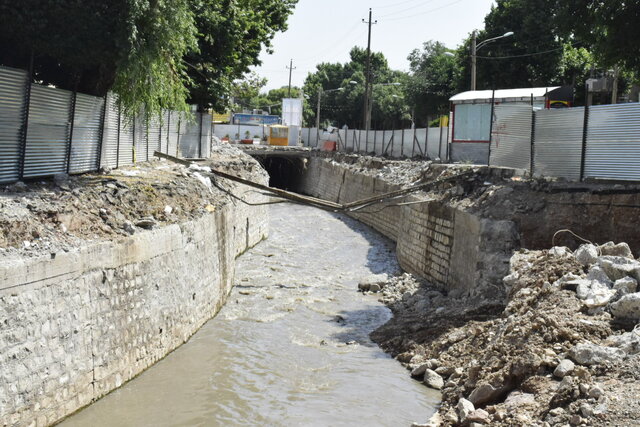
[59,202,440,426]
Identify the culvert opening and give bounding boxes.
[259,156,306,191]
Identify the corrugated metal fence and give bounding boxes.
[488,103,640,182]
[300,125,450,159]
[0,65,211,184]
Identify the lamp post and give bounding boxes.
[471,31,514,91]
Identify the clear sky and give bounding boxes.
[253,0,496,91]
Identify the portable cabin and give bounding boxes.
[268,125,290,146]
[448,86,573,164]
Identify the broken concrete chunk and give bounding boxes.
[504,391,536,410]
[469,383,501,406]
[587,265,613,287]
[554,359,575,378]
[599,242,633,259]
[607,330,640,355]
[549,246,570,257]
[457,398,475,421]
[135,217,157,229]
[467,409,490,424]
[575,244,598,266]
[568,342,625,366]
[609,293,640,323]
[613,277,638,295]
[411,363,431,378]
[597,256,640,282]
[423,369,444,390]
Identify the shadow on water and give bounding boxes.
[330,210,401,276]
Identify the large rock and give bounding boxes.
[607,330,640,355]
[613,277,638,295]
[575,280,616,308]
[467,409,490,424]
[609,293,640,322]
[423,369,444,390]
[469,383,502,406]
[599,242,634,259]
[587,265,613,287]
[456,398,475,421]
[597,256,640,282]
[575,244,599,266]
[568,342,625,366]
[554,359,575,378]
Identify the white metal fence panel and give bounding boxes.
[166,111,180,157]
[134,114,148,162]
[426,127,447,159]
[533,107,584,180]
[69,93,103,173]
[148,114,162,158]
[23,85,72,178]
[101,94,119,168]
[180,115,202,158]
[0,66,28,183]
[584,103,640,181]
[490,104,532,170]
[117,113,134,166]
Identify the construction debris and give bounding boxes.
[371,242,640,426]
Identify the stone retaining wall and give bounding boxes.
[0,180,268,427]
[298,157,518,297]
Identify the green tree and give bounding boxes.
[405,41,460,126]
[185,0,297,111]
[303,47,408,129]
[0,0,297,115]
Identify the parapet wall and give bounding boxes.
[0,179,268,427]
[298,158,518,297]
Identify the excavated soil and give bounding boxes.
[0,145,266,258]
[369,250,640,426]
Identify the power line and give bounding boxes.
[476,46,566,59]
[384,0,466,22]
[378,0,444,18]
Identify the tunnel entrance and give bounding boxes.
[257,156,306,191]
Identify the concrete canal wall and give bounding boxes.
[0,179,268,427]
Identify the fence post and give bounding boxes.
[176,116,181,157]
[487,90,496,166]
[530,106,536,178]
[438,118,445,160]
[18,53,34,180]
[198,112,203,158]
[65,89,78,173]
[373,127,377,155]
[401,128,405,157]
[365,128,369,153]
[116,102,121,168]
[165,111,170,154]
[579,102,590,182]
[145,113,150,161]
[96,94,108,168]
[132,115,136,163]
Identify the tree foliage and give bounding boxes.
[302,47,408,129]
[405,41,459,125]
[0,0,297,115]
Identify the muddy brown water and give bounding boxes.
[59,204,439,426]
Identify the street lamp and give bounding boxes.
[471,31,514,90]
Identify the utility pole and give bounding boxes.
[287,59,296,97]
[362,8,377,132]
[471,30,477,91]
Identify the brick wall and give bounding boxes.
[298,157,518,298]
[0,176,268,427]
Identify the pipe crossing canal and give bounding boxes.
[59,203,439,426]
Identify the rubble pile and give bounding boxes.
[370,242,640,426]
[0,145,265,258]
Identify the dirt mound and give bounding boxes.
[371,247,640,426]
[0,145,266,258]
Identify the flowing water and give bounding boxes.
[60,204,439,426]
